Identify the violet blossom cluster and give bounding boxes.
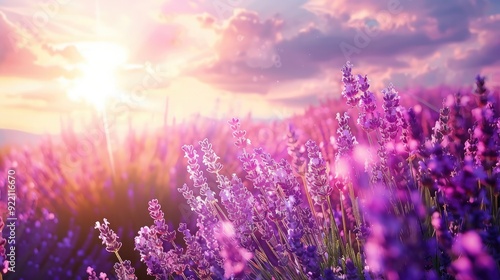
[356,74,381,132]
[94,219,137,280]
[341,61,360,107]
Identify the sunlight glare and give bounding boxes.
[67,42,128,111]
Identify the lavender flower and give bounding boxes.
[199,138,223,174]
[335,112,358,161]
[406,107,425,149]
[334,112,358,191]
[0,218,6,263]
[306,139,332,205]
[94,219,137,280]
[431,211,453,252]
[431,103,451,146]
[380,83,402,143]
[228,118,251,149]
[224,174,254,245]
[356,75,381,132]
[216,222,253,278]
[287,210,322,279]
[114,260,137,280]
[341,61,360,107]
[364,187,434,280]
[95,219,122,253]
[464,125,479,165]
[474,75,490,107]
[287,123,307,175]
[345,258,359,280]
[450,231,500,279]
[87,266,99,280]
[182,144,209,195]
[148,199,176,242]
[134,226,170,278]
[86,267,111,280]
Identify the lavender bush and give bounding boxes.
[87,62,500,279]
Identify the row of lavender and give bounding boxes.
[93,63,500,280]
[0,106,287,278]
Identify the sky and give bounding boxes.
[0,0,499,134]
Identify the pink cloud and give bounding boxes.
[183,10,286,93]
[0,12,77,79]
[129,22,184,62]
[448,14,500,69]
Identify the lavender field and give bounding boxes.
[1,0,500,279]
[1,64,500,279]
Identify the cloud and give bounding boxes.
[0,77,83,113]
[128,21,185,63]
[41,44,84,64]
[447,14,500,69]
[182,0,496,95]
[298,0,492,61]
[183,10,287,94]
[0,11,78,79]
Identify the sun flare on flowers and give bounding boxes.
[67,42,128,111]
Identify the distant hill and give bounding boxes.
[0,129,43,148]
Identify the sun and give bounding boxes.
[67,42,128,111]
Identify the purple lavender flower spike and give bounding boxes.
[148,199,176,242]
[431,102,451,146]
[286,206,322,278]
[228,118,251,149]
[356,74,381,132]
[305,139,332,205]
[182,144,209,191]
[335,112,358,160]
[341,61,360,107]
[380,83,402,143]
[114,260,138,280]
[134,226,170,278]
[95,218,122,253]
[199,138,223,174]
[475,75,490,107]
[286,123,307,175]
